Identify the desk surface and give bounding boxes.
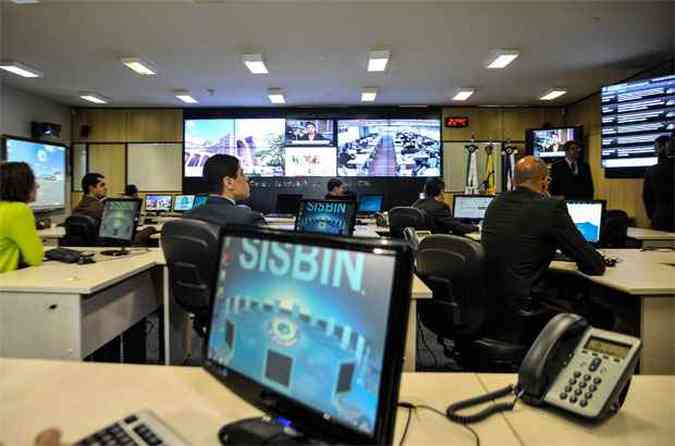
[479,373,675,446]
[550,249,675,296]
[2,359,672,446]
[627,227,675,241]
[0,359,517,446]
[0,247,433,298]
[0,248,165,294]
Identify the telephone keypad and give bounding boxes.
[569,396,578,403]
[583,374,591,381]
[589,384,597,392]
[593,377,602,384]
[574,389,582,396]
[560,392,568,400]
[585,392,593,400]
[564,385,573,393]
[580,400,588,407]
[573,371,581,378]
[569,378,577,385]
[579,381,587,389]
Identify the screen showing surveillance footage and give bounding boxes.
[336,119,441,177]
[601,74,675,169]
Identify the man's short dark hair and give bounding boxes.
[327,178,343,192]
[204,154,240,194]
[424,178,444,198]
[563,141,580,152]
[82,173,104,194]
[0,162,35,203]
[124,184,138,196]
[656,135,672,159]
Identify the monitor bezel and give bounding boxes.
[1,134,69,213]
[172,194,196,213]
[294,198,358,236]
[452,194,495,223]
[97,198,142,246]
[275,193,304,216]
[357,194,385,215]
[143,194,173,213]
[564,199,607,245]
[525,126,584,162]
[202,226,414,445]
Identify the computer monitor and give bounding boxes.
[275,193,303,216]
[357,195,384,215]
[193,194,208,208]
[565,200,606,244]
[295,199,357,236]
[452,194,495,223]
[98,198,142,256]
[144,194,172,213]
[204,227,414,445]
[173,194,196,212]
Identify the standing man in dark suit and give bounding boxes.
[186,154,266,227]
[549,141,594,199]
[643,135,674,231]
[482,156,605,337]
[412,178,478,235]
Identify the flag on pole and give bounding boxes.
[483,143,496,195]
[465,143,479,194]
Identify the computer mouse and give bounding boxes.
[604,257,617,267]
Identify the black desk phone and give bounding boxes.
[446,313,642,423]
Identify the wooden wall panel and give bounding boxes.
[442,107,564,142]
[74,110,128,142]
[565,95,649,227]
[127,110,183,142]
[88,144,126,196]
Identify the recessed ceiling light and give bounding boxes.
[452,88,475,101]
[79,92,110,104]
[268,88,285,104]
[368,50,390,72]
[0,60,42,78]
[175,90,198,104]
[540,88,568,101]
[11,1,40,4]
[121,57,158,76]
[361,87,378,102]
[485,49,520,69]
[242,54,269,74]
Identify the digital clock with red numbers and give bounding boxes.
[445,117,469,128]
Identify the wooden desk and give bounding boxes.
[627,227,675,248]
[0,359,519,446]
[551,249,675,374]
[0,248,171,362]
[479,373,675,446]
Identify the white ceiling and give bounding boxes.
[1,1,673,107]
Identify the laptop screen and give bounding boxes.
[565,200,605,243]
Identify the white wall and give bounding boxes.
[1,83,73,219]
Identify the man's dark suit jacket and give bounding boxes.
[412,197,478,235]
[185,195,266,228]
[481,187,605,312]
[643,158,675,231]
[549,159,594,200]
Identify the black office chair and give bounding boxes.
[601,209,631,248]
[389,206,428,239]
[402,227,420,251]
[415,235,528,372]
[161,218,222,363]
[60,215,100,247]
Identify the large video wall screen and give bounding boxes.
[184,117,441,178]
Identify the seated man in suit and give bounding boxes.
[325,178,356,201]
[481,156,605,339]
[549,141,594,200]
[412,178,478,235]
[186,154,266,227]
[72,172,107,220]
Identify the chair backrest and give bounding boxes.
[402,227,420,251]
[601,209,629,248]
[389,206,427,239]
[161,219,222,321]
[61,215,100,247]
[415,234,493,338]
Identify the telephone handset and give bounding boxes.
[446,313,642,423]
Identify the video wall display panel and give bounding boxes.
[601,74,675,170]
[336,119,441,177]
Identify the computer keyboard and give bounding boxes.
[74,410,189,446]
[266,213,295,219]
[45,248,85,264]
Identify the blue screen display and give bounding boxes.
[173,195,195,212]
[207,236,396,436]
[193,195,208,208]
[357,195,383,214]
[296,201,356,236]
[5,138,66,211]
[566,201,603,243]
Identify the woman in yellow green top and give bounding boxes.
[0,162,44,273]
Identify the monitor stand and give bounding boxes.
[100,246,130,257]
[218,417,321,446]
